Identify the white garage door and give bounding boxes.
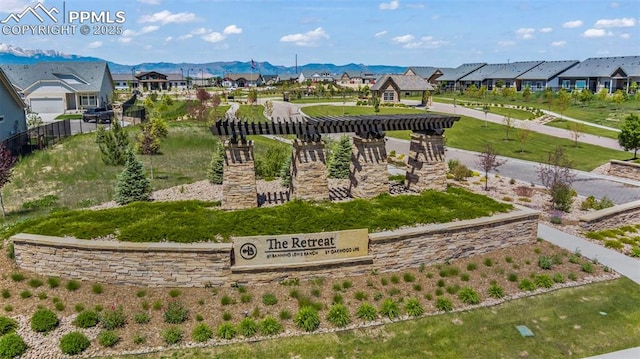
[30,98,64,114]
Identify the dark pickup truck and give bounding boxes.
[82,107,114,123]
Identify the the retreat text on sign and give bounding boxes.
[233,229,369,267]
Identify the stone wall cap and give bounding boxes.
[579,199,640,223]
[10,233,232,252]
[610,159,640,168]
[231,255,374,272]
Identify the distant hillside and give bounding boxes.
[0,43,407,77]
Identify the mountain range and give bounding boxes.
[0,43,407,77]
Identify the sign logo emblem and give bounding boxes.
[1,3,59,24]
[240,243,257,260]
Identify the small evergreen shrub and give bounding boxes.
[519,279,536,291]
[59,332,90,355]
[507,273,518,282]
[0,317,17,335]
[327,304,351,327]
[279,310,292,320]
[132,333,146,345]
[133,311,150,324]
[483,258,494,267]
[1,290,9,299]
[356,303,378,321]
[342,280,353,289]
[390,275,400,284]
[0,332,27,358]
[332,283,342,291]
[163,301,188,324]
[535,274,554,288]
[458,287,481,305]
[66,280,81,291]
[19,290,32,299]
[161,326,183,345]
[538,256,554,270]
[45,277,58,289]
[403,273,416,282]
[488,284,505,298]
[9,273,25,282]
[413,284,423,291]
[466,263,477,271]
[262,293,278,306]
[435,297,453,312]
[217,322,236,340]
[192,323,213,342]
[240,294,252,303]
[73,310,99,328]
[168,289,181,298]
[295,307,320,332]
[27,279,43,288]
[55,302,65,311]
[553,273,565,283]
[404,298,424,317]
[92,283,104,294]
[259,316,283,336]
[460,273,470,281]
[238,318,258,337]
[97,330,120,347]
[220,295,234,306]
[222,312,232,321]
[30,308,58,333]
[100,306,126,330]
[379,299,400,319]
[332,293,343,304]
[581,262,594,273]
[114,150,152,205]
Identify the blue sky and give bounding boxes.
[0,0,638,67]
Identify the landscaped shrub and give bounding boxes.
[581,262,594,273]
[0,317,17,335]
[0,290,9,299]
[47,277,60,288]
[91,283,103,294]
[217,322,236,340]
[238,318,258,337]
[30,308,58,333]
[403,273,416,282]
[19,291,32,299]
[507,273,518,282]
[279,310,292,320]
[390,275,400,284]
[435,297,453,312]
[99,306,126,330]
[9,273,24,282]
[467,263,477,271]
[113,150,152,205]
[458,287,481,305]
[404,298,424,317]
[133,333,146,345]
[73,310,99,328]
[327,304,351,327]
[259,316,283,336]
[356,303,378,321]
[59,332,90,355]
[222,312,232,321]
[538,256,554,270]
[161,326,183,345]
[518,279,537,291]
[133,311,150,324]
[535,274,554,288]
[27,279,43,288]
[379,299,400,319]
[295,307,320,332]
[553,273,565,283]
[163,301,188,324]
[168,289,181,298]
[262,293,278,306]
[356,291,368,301]
[74,304,85,313]
[97,330,120,347]
[488,284,505,298]
[192,323,213,342]
[0,332,27,358]
[65,280,81,291]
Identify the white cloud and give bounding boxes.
[498,40,516,46]
[0,0,39,13]
[140,25,159,34]
[391,34,414,43]
[117,37,133,44]
[280,27,330,47]
[583,28,608,37]
[610,2,619,8]
[87,41,102,49]
[594,17,636,28]
[202,32,225,43]
[402,36,450,49]
[562,20,583,28]
[137,0,161,4]
[379,1,399,10]
[190,27,209,35]
[374,30,388,38]
[620,33,630,39]
[551,40,566,46]
[178,34,193,40]
[139,10,197,25]
[223,24,242,35]
[122,29,137,37]
[539,27,553,33]
[164,36,173,43]
[516,28,535,39]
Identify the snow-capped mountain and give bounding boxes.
[0,43,69,58]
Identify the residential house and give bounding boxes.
[435,63,486,91]
[371,75,433,104]
[262,74,279,85]
[298,70,335,83]
[516,60,580,91]
[0,67,27,141]
[458,61,542,91]
[223,73,264,88]
[337,71,377,88]
[557,56,640,93]
[0,61,114,113]
[404,66,444,86]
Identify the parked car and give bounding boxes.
[82,107,114,123]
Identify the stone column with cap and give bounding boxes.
[349,136,388,198]
[222,140,257,209]
[290,139,329,201]
[405,131,447,192]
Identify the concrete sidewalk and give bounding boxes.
[583,347,640,359]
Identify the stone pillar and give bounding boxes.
[405,131,447,192]
[290,140,329,201]
[349,136,388,198]
[222,141,257,210]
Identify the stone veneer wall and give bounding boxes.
[222,141,257,210]
[405,132,447,192]
[290,140,329,201]
[12,234,232,287]
[608,160,640,181]
[579,200,640,232]
[349,136,388,199]
[11,207,539,287]
[370,205,540,272]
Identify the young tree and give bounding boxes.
[26,112,43,128]
[579,89,593,104]
[538,146,576,212]
[543,87,554,111]
[482,104,490,127]
[516,122,532,153]
[247,88,258,105]
[0,144,17,218]
[618,113,640,159]
[279,154,292,187]
[568,122,584,148]
[211,93,222,120]
[95,120,130,166]
[207,143,225,185]
[612,89,625,111]
[522,86,532,102]
[263,100,274,119]
[135,121,161,179]
[373,96,380,113]
[476,143,505,191]
[503,115,515,140]
[193,88,212,123]
[328,135,352,179]
[556,88,570,119]
[114,150,152,205]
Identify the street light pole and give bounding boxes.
[187,68,193,97]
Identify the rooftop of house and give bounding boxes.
[0,67,26,109]
[517,60,580,80]
[559,56,640,77]
[437,63,487,81]
[371,74,434,91]
[0,61,111,93]
[405,66,440,78]
[459,61,542,81]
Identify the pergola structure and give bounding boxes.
[210,114,460,209]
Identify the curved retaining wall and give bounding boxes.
[608,160,640,181]
[11,206,539,287]
[579,200,640,232]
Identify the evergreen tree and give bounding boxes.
[114,150,152,205]
[96,120,130,166]
[280,154,292,187]
[328,135,352,179]
[207,144,225,185]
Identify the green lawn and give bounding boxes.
[113,278,640,359]
[302,105,424,117]
[236,104,267,121]
[290,96,358,104]
[546,119,620,140]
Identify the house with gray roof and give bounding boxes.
[371,75,433,104]
[557,56,640,93]
[435,63,486,91]
[298,70,335,84]
[113,72,186,91]
[404,66,443,85]
[458,61,542,90]
[0,62,114,114]
[223,73,264,88]
[0,67,27,142]
[516,60,579,91]
[337,71,377,88]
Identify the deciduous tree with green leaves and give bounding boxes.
[556,88,570,119]
[618,113,640,159]
[114,150,152,205]
[135,119,167,179]
[476,143,505,191]
[0,144,16,218]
